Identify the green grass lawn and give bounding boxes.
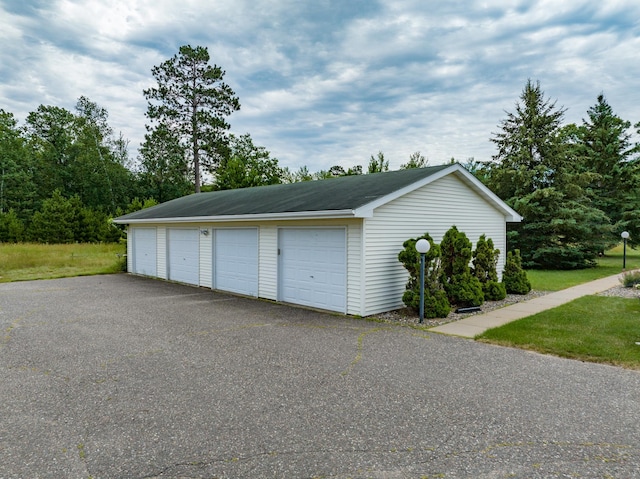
[527,244,640,291]
[0,242,126,282]
[478,295,640,369]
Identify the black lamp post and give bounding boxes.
[621,231,630,270]
[415,239,430,323]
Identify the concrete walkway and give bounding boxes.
[429,272,627,338]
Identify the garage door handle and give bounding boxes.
[310,275,314,278]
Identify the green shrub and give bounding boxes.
[444,271,485,307]
[503,249,531,294]
[620,271,640,288]
[402,288,451,319]
[398,233,451,318]
[440,226,484,307]
[483,280,507,301]
[472,234,506,301]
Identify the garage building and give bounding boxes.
[114,164,521,316]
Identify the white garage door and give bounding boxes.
[132,227,157,276]
[278,228,346,312]
[167,228,200,285]
[214,228,258,296]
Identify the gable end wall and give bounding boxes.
[362,174,507,316]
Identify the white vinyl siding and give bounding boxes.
[199,228,213,288]
[126,226,133,273]
[362,174,507,316]
[259,226,278,300]
[346,222,363,316]
[157,227,167,279]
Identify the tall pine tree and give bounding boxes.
[144,45,240,193]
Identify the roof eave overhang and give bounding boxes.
[448,164,523,222]
[113,209,358,225]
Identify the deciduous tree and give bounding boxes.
[400,151,428,169]
[214,134,284,190]
[0,110,35,218]
[368,151,389,173]
[25,98,133,213]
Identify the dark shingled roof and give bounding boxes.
[115,165,452,222]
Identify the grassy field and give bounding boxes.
[480,244,640,370]
[527,244,640,291]
[0,242,126,283]
[478,295,640,369]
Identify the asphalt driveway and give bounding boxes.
[1,274,640,478]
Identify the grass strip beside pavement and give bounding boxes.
[526,244,640,292]
[0,243,126,282]
[478,295,640,370]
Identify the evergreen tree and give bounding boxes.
[489,79,566,199]
[572,94,640,247]
[144,45,240,193]
[29,190,79,244]
[137,123,192,202]
[487,80,611,269]
[0,209,25,242]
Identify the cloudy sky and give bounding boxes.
[2,0,639,172]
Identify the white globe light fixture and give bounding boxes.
[416,238,430,254]
[621,231,630,270]
[415,239,431,322]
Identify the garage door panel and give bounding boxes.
[132,228,157,276]
[168,229,199,285]
[279,228,346,312]
[214,229,258,296]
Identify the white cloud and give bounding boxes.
[1,0,640,175]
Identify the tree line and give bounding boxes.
[0,45,427,243]
[1,45,639,272]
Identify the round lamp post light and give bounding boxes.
[415,238,430,323]
[621,231,630,270]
